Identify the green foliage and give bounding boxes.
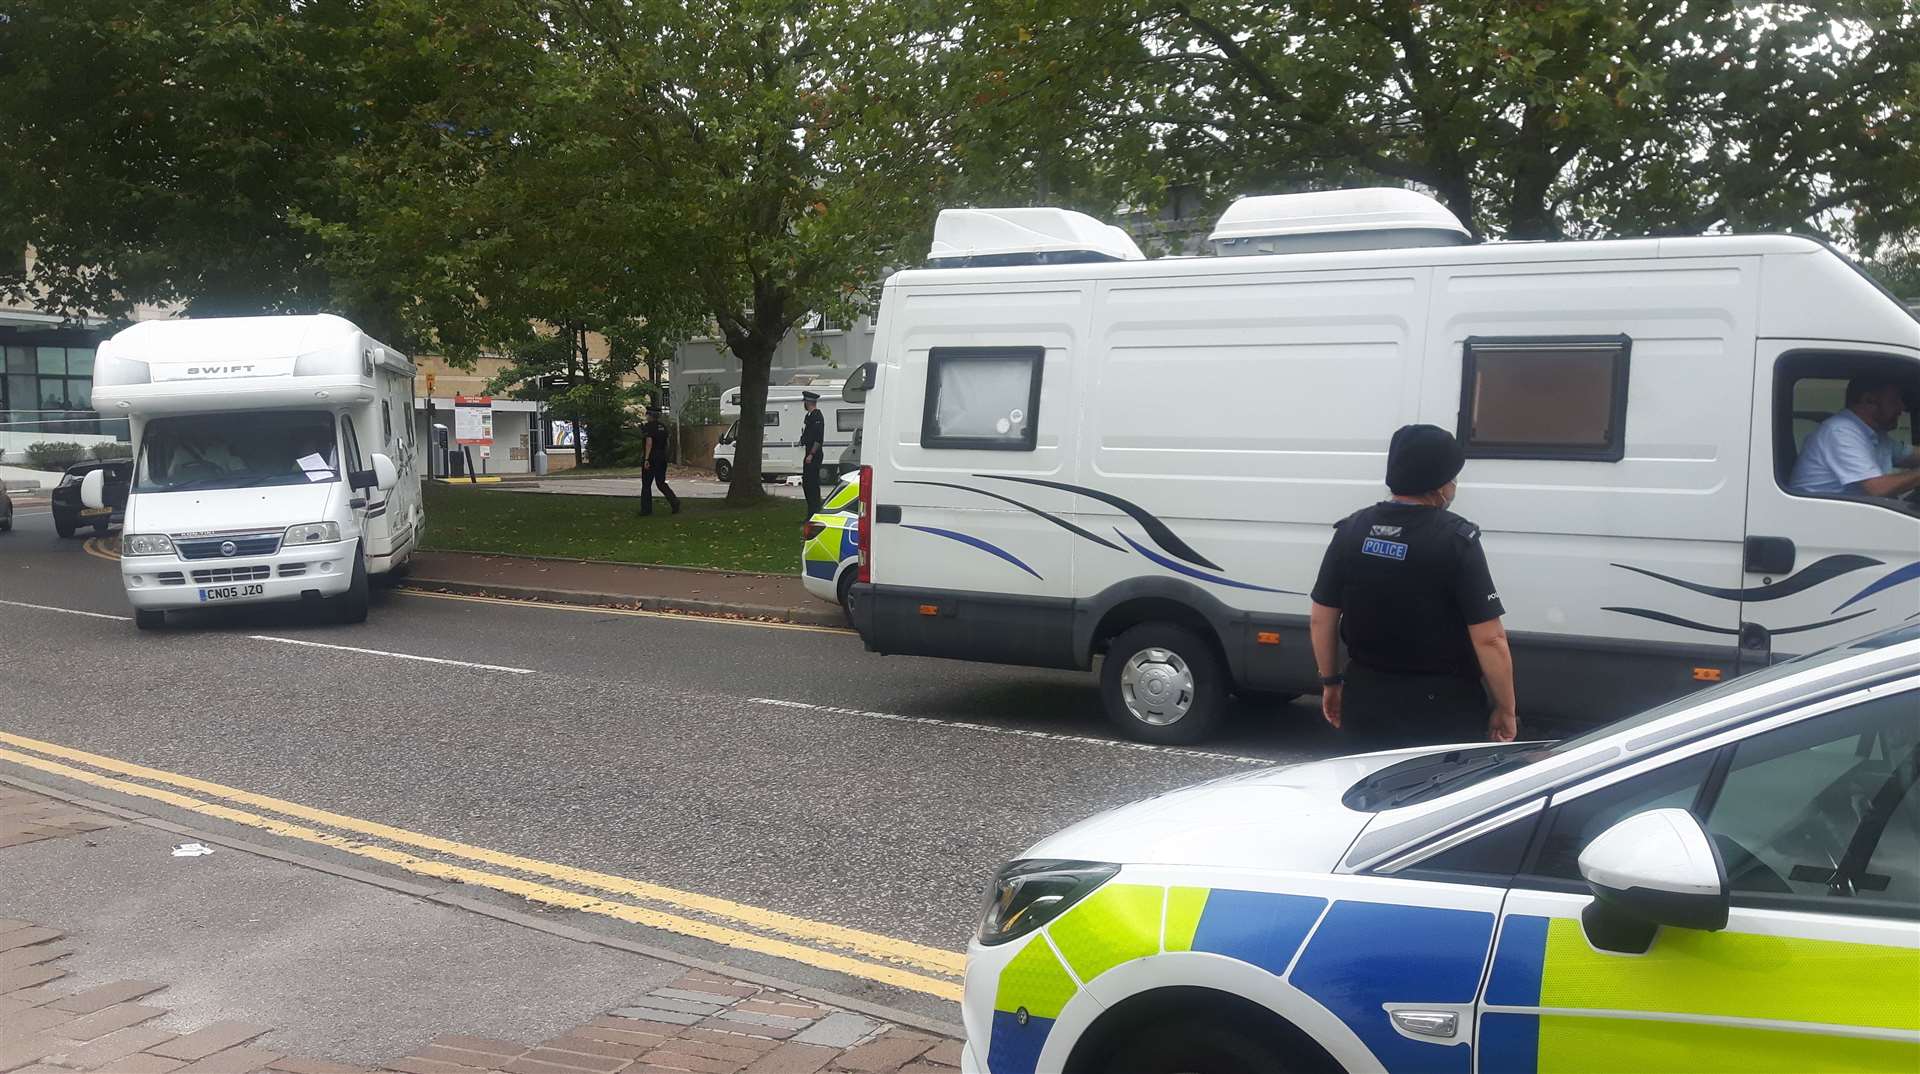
[951,1,1920,249]
[0,0,434,339]
[90,441,134,461]
[319,0,952,502]
[23,441,89,470]
[680,383,723,428]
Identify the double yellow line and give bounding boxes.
[0,731,965,1000]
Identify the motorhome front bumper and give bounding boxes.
[121,546,355,609]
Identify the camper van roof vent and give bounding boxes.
[1207,188,1471,257]
[928,207,1145,268]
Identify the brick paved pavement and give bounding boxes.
[0,786,963,1074]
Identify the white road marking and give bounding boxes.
[248,634,537,675]
[747,697,1275,767]
[0,599,131,622]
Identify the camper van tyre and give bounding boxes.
[715,459,733,482]
[331,545,370,624]
[134,609,165,631]
[1100,623,1226,745]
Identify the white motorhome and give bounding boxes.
[845,189,1920,743]
[713,380,861,481]
[87,315,423,629]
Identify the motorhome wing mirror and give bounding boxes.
[371,453,400,492]
[1576,808,1729,954]
[842,362,876,404]
[79,468,107,511]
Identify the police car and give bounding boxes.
[963,624,1920,1074]
[801,472,861,618]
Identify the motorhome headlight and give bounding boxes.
[122,533,175,557]
[284,522,341,546]
[979,859,1120,946]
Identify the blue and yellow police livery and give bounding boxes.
[801,472,861,611]
[962,624,1920,1074]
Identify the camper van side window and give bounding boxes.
[837,408,864,433]
[1458,336,1630,462]
[921,346,1043,451]
[340,416,364,472]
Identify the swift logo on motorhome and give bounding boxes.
[186,365,257,376]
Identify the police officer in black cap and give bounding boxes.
[1309,424,1517,748]
[638,405,680,516]
[799,390,825,514]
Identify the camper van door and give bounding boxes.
[1742,340,1920,662]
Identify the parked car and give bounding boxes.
[801,471,861,622]
[0,486,13,532]
[50,460,131,538]
[962,621,1920,1074]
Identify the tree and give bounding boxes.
[951,1,1920,250]
[0,0,432,338]
[314,0,953,502]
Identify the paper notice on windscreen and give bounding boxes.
[297,453,333,481]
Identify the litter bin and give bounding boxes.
[533,450,549,476]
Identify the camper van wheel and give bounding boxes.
[1101,623,1225,745]
[134,609,165,631]
[331,547,370,624]
[715,459,733,482]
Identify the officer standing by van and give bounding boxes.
[638,405,680,516]
[799,390,825,514]
[1309,425,1518,748]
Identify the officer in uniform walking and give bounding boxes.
[638,405,680,516]
[1309,424,1518,748]
[799,390,825,514]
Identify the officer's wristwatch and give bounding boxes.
[1319,673,1345,687]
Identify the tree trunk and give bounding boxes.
[1505,106,1563,240]
[725,335,774,504]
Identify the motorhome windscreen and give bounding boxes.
[136,411,340,493]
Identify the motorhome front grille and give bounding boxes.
[158,572,186,586]
[191,565,271,584]
[175,534,282,560]
[278,564,307,578]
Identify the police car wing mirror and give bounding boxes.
[79,468,107,511]
[1576,808,1729,955]
[371,453,399,493]
[842,362,876,404]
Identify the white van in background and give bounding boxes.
[86,315,423,630]
[846,188,1920,743]
[713,380,862,482]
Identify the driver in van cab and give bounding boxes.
[1788,377,1920,499]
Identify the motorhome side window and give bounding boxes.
[765,411,780,427]
[340,416,364,473]
[837,408,863,433]
[921,346,1043,451]
[1458,336,1630,462]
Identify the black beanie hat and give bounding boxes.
[1386,424,1465,495]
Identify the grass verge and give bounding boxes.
[422,484,803,573]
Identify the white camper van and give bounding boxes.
[87,315,424,629]
[845,189,1920,744]
[713,380,861,482]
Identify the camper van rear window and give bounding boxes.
[922,346,1044,451]
[1458,335,1630,462]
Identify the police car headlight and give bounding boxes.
[979,859,1120,946]
[122,533,175,557]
